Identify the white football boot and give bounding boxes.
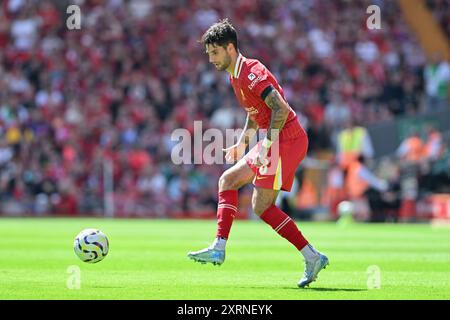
[187,238,226,266]
[298,253,329,288]
[187,247,225,265]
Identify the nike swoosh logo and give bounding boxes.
[256,176,268,180]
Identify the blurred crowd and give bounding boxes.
[321,122,450,223]
[0,0,448,217]
[426,0,450,39]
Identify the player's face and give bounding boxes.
[206,44,231,71]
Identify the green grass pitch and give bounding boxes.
[1,217,449,300]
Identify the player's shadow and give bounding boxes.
[237,286,367,292]
[284,287,367,292]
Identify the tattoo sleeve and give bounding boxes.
[264,88,290,142]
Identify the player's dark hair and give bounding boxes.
[201,18,238,51]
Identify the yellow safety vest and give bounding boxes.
[338,127,365,169]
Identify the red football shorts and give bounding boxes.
[244,132,308,192]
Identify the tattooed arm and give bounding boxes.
[263,85,290,143]
[252,85,290,167]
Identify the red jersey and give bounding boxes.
[229,53,304,140]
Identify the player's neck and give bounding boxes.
[226,52,242,78]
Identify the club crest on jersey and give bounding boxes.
[248,73,256,81]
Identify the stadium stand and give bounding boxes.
[0,0,448,220]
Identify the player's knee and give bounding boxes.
[218,173,234,191]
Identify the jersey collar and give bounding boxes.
[233,53,245,78]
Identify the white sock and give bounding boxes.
[210,237,227,251]
[300,243,320,260]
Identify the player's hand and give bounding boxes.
[253,145,269,168]
[223,142,246,162]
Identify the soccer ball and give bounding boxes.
[74,228,109,263]
[337,201,354,217]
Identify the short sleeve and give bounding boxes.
[246,63,272,98]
